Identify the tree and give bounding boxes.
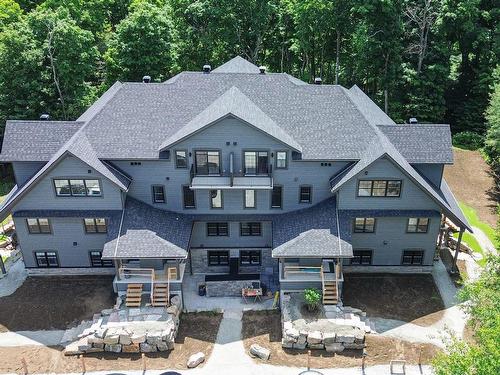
[0,0,23,31]
[104,1,176,82]
[433,256,500,375]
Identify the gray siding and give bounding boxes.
[337,157,441,211]
[190,221,272,248]
[15,216,111,268]
[346,216,439,266]
[12,161,45,186]
[190,247,275,275]
[12,155,123,211]
[112,117,348,214]
[413,163,444,188]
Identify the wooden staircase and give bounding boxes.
[125,284,143,307]
[151,284,169,307]
[322,280,338,305]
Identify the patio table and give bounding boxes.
[242,287,263,303]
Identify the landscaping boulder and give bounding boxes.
[323,332,336,345]
[171,295,182,309]
[119,329,132,345]
[104,344,122,353]
[122,343,140,353]
[167,305,179,316]
[293,342,307,350]
[87,334,104,345]
[249,344,271,360]
[157,342,170,352]
[131,332,146,344]
[308,343,325,350]
[146,332,163,345]
[344,343,365,350]
[140,343,157,353]
[86,347,104,353]
[187,352,205,368]
[325,343,345,353]
[64,341,83,356]
[336,332,355,344]
[307,331,323,345]
[284,327,299,341]
[281,338,294,349]
[103,330,120,345]
[77,338,91,352]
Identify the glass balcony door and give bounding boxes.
[244,151,269,175]
[195,150,220,175]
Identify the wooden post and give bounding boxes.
[0,255,6,275]
[418,345,423,366]
[21,357,28,375]
[437,216,446,248]
[142,353,146,372]
[307,349,311,371]
[79,355,86,374]
[452,228,464,274]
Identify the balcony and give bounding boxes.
[189,164,274,190]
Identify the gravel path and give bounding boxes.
[472,226,497,256]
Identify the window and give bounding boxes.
[207,222,229,236]
[271,186,282,208]
[240,250,261,265]
[84,218,107,233]
[276,151,287,169]
[357,180,401,197]
[35,251,59,268]
[26,218,51,234]
[244,151,269,174]
[407,218,429,233]
[195,150,220,175]
[240,222,262,236]
[208,250,229,266]
[54,179,102,197]
[351,250,373,265]
[402,250,424,265]
[89,251,113,267]
[152,185,165,203]
[183,185,196,208]
[244,189,256,208]
[353,218,376,233]
[210,189,223,209]
[299,186,312,203]
[175,150,187,168]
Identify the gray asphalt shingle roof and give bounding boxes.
[212,56,262,73]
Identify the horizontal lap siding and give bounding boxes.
[347,216,440,266]
[412,164,444,188]
[15,216,110,268]
[12,161,45,186]
[338,157,441,211]
[112,117,347,214]
[13,155,123,211]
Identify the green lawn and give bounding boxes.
[0,179,14,226]
[454,202,498,267]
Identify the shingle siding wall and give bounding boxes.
[12,161,45,186]
[15,216,111,268]
[190,247,275,274]
[111,118,349,214]
[345,216,439,266]
[12,155,123,211]
[412,163,444,188]
[337,157,441,211]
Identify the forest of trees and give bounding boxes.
[0,0,498,161]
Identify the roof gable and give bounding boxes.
[159,86,302,152]
[212,56,261,74]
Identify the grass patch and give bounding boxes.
[0,180,14,227]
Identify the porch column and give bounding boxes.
[451,228,464,274]
[437,216,446,248]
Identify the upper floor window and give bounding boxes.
[353,217,375,233]
[27,218,51,234]
[195,150,220,175]
[89,250,113,267]
[35,251,59,268]
[244,189,256,209]
[54,179,102,197]
[271,186,282,208]
[357,180,401,197]
[240,250,261,265]
[402,250,424,265]
[210,189,223,209]
[299,186,312,203]
[152,185,165,203]
[183,185,196,208]
[175,150,188,168]
[244,151,269,175]
[240,222,262,236]
[207,222,228,236]
[407,218,429,233]
[84,218,107,233]
[351,250,373,265]
[276,151,288,169]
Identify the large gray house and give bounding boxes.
[0,56,470,306]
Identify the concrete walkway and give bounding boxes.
[472,225,497,256]
[0,330,64,347]
[0,258,27,298]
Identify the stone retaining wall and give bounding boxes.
[206,279,259,297]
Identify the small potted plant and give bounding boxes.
[304,288,321,312]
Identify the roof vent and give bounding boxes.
[409,117,418,124]
[142,75,151,83]
[203,64,211,74]
[259,66,266,74]
[40,113,50,121]
[314,77,322,85]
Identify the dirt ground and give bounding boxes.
[242,310,441,369]
[342,274,445,326]
[0,276,115,332]
[444,149,497,227]
[0,312,223,373]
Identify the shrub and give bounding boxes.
[304,288,321,311]
[452,131,485,150]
